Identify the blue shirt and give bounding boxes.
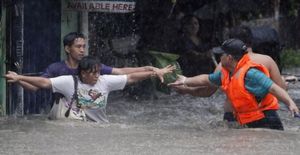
[42,61,113,78]
[208,68,273,98]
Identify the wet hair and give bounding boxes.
[78,56,101,79]
[63,32,86,47]
[229,26,252,47]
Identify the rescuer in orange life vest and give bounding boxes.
[168,38,299,130]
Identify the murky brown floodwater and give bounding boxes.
[1,68,300,154]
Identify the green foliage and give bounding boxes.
[287,0,300,17]
[280,49,300,68]
[149,51,182,94]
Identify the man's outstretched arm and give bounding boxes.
[126,65,175,85]
[112,66,159,75]
[5,71,52,89]
[172,85,218,97]
[168,74,211,88]
[5,71,39,91]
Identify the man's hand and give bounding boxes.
[4,71,20,83]
[155,65,176,83]
[168,74,186,87]
[288,101,299,117]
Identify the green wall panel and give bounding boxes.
[0,3,6,116]
[61,0,79,59]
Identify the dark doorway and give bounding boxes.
[23,0,61,114]
[7,0,61,115]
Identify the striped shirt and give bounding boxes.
[209,68,273,99]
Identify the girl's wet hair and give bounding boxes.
[78,56,101,75]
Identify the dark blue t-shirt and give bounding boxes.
[41,61,113,78]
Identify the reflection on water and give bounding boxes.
[1,81,300,154]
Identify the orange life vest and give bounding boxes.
[221,54,279,125]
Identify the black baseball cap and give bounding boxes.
[212,38,247,56]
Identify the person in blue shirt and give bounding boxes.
[169,39,299,130]
[171,26,287,123]
[15,32,159,91]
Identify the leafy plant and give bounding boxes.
[280,49,300,68]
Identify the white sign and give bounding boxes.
[64,0,136,13]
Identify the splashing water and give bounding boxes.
[1,67,300,154]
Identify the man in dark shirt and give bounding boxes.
[17,32,158,91]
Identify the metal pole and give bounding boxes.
[14,1,24,116]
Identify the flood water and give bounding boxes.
[1,70,300,154]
